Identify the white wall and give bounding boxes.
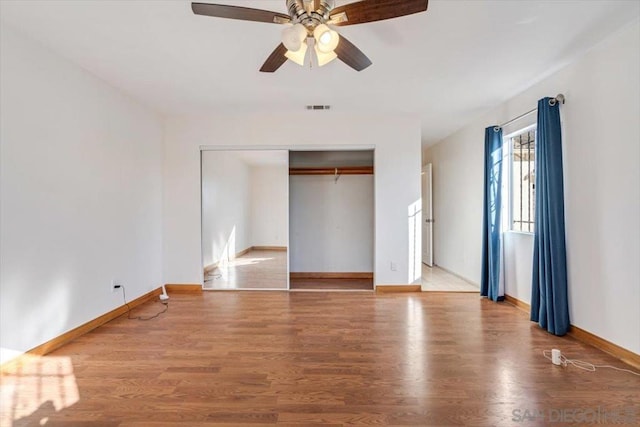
[503,232,535,304]
[163,114,421,286]
[0,26,163,364]
[201,151,251,267]
[424,20,640,353]
[290,175,374,272]
[250,165,288,248]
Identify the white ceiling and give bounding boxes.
[1,0,638,146]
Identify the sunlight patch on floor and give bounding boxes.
[225,256,274,267]
[1,354,79,425]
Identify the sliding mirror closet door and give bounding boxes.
[201,150,289,290]
[289,150,374,290]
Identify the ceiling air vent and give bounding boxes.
[306,105,331,110]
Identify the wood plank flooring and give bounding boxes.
[2,292,639,426]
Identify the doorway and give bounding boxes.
[420,162,479,292]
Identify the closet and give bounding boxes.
[289,150,375,290]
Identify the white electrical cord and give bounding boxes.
[121,285,168,321]
[543,350,640,376]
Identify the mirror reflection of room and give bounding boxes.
[201,150,288,290]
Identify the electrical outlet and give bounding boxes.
[111,279,121,293]
[390,262,397,271]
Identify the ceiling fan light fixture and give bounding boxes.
[314,44,337,67]
[282,23,307,52]
[191,0,431,73]
[285,41,308,66]
[313,24,339,53]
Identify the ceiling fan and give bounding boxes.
[191,0,429,72]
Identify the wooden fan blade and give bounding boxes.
[330,0,428,26]
[192,3,290,24]
[260,43,288,73]
[335,35,372,71]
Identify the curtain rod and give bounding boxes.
[495,94,565,131]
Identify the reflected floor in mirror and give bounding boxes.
[422,264,480,292]
[204,249,288,290]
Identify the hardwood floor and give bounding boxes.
[2,292,638,426]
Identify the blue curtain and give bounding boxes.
[531,98,570,336]
[481,127,504,302]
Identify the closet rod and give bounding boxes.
[495,94,565,130]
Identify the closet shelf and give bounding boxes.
[289,166,374,175]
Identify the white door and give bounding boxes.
[422,164,433,266]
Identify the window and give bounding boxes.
[506,126,536,233]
